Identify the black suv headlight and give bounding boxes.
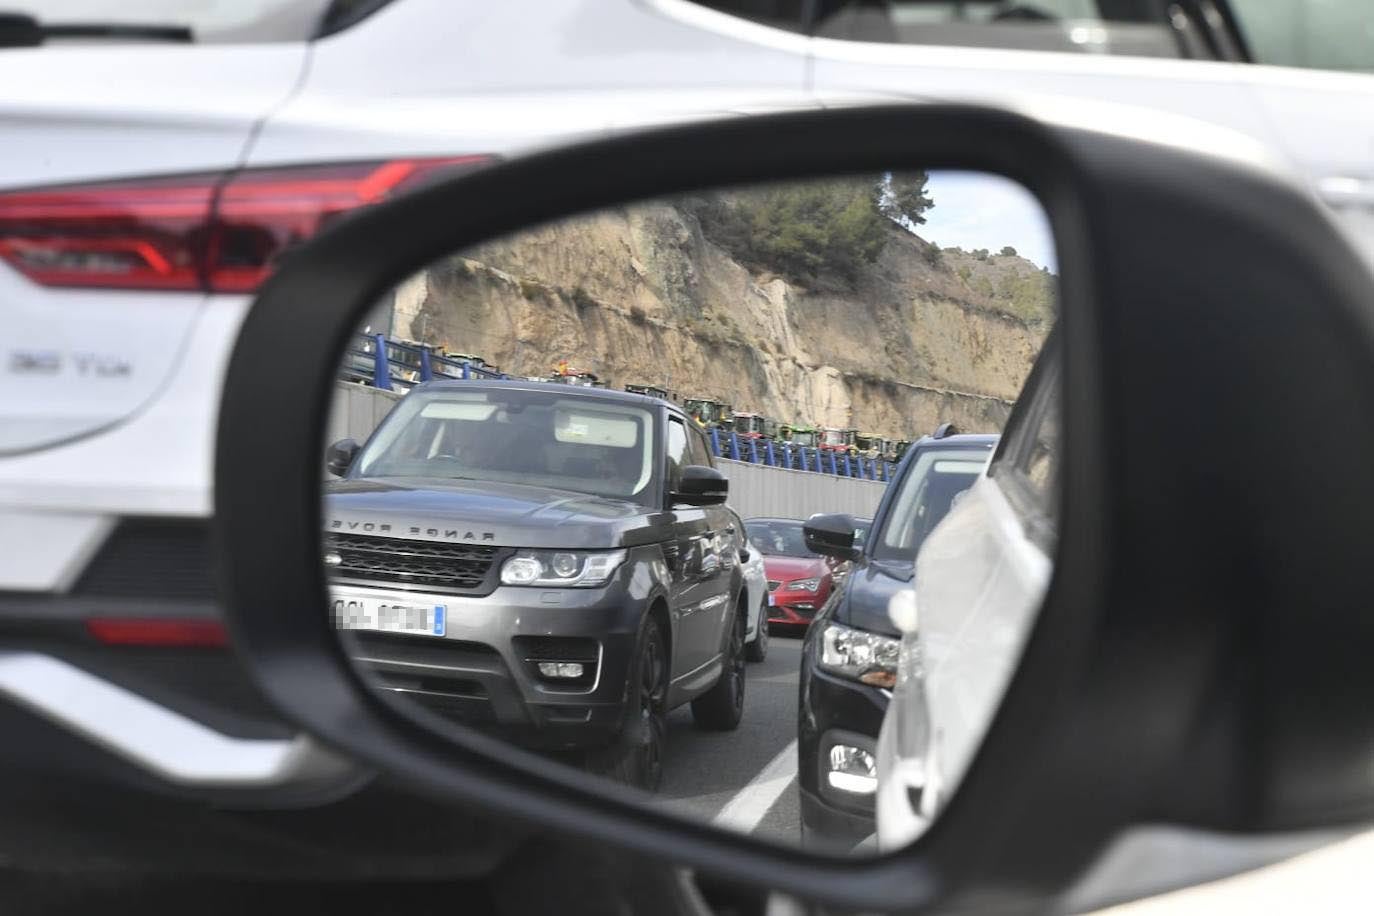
[500,549,627,587]
[818,621,900,688]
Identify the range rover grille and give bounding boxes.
[326,533,505,594]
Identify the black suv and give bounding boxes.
[797,431,997,849]
[323,381,748,789]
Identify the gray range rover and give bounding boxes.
[323,381,747,789]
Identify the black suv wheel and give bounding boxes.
[745,594,769,662]
[586,615,668,790]
[691,597,746,731]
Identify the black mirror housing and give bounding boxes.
[326,438,359,477]
[804,513,860,560]
[217,104,1374,912]
[671,465,728,506]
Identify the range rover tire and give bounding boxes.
[691,598,746,731]
[585,613,668,791]
[745,594,769,663]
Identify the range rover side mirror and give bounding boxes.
[672,465,728,506]
[805,512,860,561]
[326,438,359,477]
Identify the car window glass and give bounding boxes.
[874,448,990,561]
[1228,0,1374,74]
[688,427,714,468]
[353,390,657,503]
[666,418,690,489]
[12,0,344,44]
[987,354,1059,530]
[988,356,1041,479]
[807,0,1198,60]
[689,0,806,31]
[1022,370,1059,503]
[744,519,816,557]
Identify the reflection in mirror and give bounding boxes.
[322,171,1058,855]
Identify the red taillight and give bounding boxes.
[0,156,490,293]
[0,174,213,290]
[86,618,229,648]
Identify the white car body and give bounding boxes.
[873,348,1060,852]
[873,472,1053,850]
[744,545,768,652]
[3,0,1374,798]
[732,511,769,655]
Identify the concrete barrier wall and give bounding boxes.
[716,458,887,522]
[329,381,888,520]
[329,380,403,446]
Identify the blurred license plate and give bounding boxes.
[332,597,446,637]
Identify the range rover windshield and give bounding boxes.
[352,388,657,505]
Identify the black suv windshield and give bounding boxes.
[873,447,990,562]
[745,519,818,558]
[353,387,657,505]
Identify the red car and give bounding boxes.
[744,517,836,628]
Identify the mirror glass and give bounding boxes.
[322,171,1059,855]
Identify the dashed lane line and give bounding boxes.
[712,739,799,835]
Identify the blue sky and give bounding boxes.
[917,171,1057,272]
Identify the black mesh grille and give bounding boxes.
[326,533,503,594]
[513,636,600,663]
[72,520,216,600]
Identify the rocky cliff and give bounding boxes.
[390,199,1053,439]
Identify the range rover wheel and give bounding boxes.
[691,600,746,731]
[586,616,667,791]
[745,595,769,663]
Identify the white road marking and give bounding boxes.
[712,738,799,834]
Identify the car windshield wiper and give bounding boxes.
[0,12,193,49]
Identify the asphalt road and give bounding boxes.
[654,630,805,847]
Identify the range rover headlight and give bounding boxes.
[500,549,627,587]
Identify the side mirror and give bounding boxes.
[805,512,860,561]
[217,104,1374,909]
[671,465,728,506]
[325,438,360,477]
[739,547,752,563]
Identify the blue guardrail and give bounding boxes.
[340,333,894,481]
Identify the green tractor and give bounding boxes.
[731,412,779,441]
[683,396,734,431]
[625,383,671,401]
[779,423,821,469]
[854,432,890,460]
[781,423,820,449]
